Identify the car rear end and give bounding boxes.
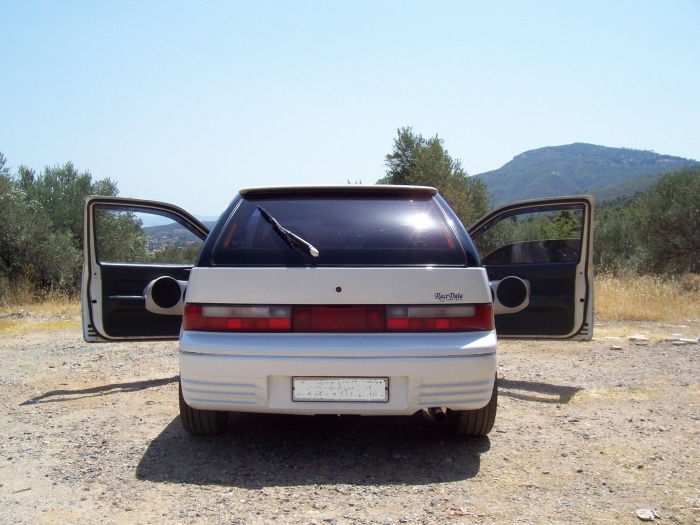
[179,186,497,417]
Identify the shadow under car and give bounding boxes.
[136,412,490,488]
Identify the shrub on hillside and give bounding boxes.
[594,166,700,275]
[0,162,80,293]
[631,166,700,274]
[0,152,144,303]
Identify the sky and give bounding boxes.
[1,1,699,216]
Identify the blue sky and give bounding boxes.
[1,1,698,216]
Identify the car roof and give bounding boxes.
[239,185,438,198]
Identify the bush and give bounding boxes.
[594,166,700,275]
[631,166,700,274]
[0,170,81,291]
[0,152,129,303]
[593,206,638,272]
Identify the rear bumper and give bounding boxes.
[179,331,497,415]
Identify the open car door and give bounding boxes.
[469,196,593,340]
[82,196,210,342]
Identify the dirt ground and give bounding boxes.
[0,314,698,525]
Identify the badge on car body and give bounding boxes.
[434,292,463,302]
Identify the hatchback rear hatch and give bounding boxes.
[186,186,493,334]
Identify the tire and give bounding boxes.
[447,376,498,437]
[179,380,228,436]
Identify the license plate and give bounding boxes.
[292,378,388,402]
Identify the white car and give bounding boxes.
[82,186,593,437]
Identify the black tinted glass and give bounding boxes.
[211,196,465,266]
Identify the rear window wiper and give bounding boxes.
[257,206,320,258]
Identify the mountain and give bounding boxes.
[138,214,221,228]
[475,143,698,206]
[142,221,217,248]
[589,170,670,202]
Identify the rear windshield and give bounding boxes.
[211,195,466,267]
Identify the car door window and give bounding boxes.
[472,205,584,265]
[94,206,204,265]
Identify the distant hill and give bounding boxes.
[142,220,216,249]
[475,143,698,206]
[143,221,216,236]
[588,170,674,202]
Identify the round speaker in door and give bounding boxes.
[151,277,182,309]
[496,276,528,309]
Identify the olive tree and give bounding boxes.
[0,158,80,291]
[631,166,700,274]
[0,152,148,297]
[15,162,119,250]
[380,127,492,226]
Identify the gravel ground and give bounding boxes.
[0,316,699,524]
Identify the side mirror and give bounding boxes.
[490,276,530,315]
[144,276,187,315]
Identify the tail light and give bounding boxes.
[385,304,493,332]
[184,303,493,333]
[183,304,291,332]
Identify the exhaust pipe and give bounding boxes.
[428,407,446,423]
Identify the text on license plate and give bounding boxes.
[292,378,388,402]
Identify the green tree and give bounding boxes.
[631,166,700,274]
[549,210,582,238]
[0,153,9,178]
[593,206,638,272]
[473,209,583,260]
[94,209,149,263]
[380,127,492,226]
[0,152,148,298]
[0,156,80,291]
[15,162,119,250]
[593,166,700,275]
[152,244,202,264]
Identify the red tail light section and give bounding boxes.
[184,304,493,333]
[385,304,494,332]
[294,306,385,332]
[183,304,292,332]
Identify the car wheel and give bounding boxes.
[179,380,228,436]
[447,376,498,437]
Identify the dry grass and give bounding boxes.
[6,298,80,317]
[0,295,80,335]
[595,272,700,322]
[0,274,79,317]
[0,317,80,336]
[0,296,80,318]
[0,302,80,335]
[0,276,80,335]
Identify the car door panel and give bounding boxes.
[82,196,209,342]
[485,261,578,336]
[469,196,593,340]
[99,263,192,338]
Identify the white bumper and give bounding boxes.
[179,331,497,415]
